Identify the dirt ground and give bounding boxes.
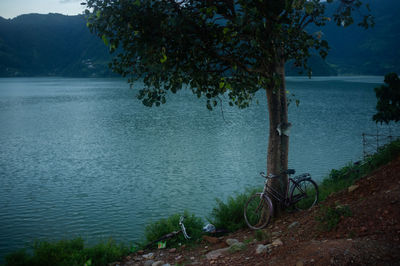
[118,156,400,266]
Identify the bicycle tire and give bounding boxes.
[244,193,273,230]
[290,179,319,211]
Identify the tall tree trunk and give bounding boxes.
[266,60,289,215]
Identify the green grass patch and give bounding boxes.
[4,237,129,266]
[144,210,203,248]
[208,188,259,232]
[316,204,352,231]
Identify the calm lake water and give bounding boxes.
[0,76,398,259]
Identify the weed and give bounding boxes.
[144,210,203,248]
[209,188,259,232]
[316,204,352,232]
[4,237,129,266]
[254,230,270,242]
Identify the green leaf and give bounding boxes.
[134,0,140,7]
[304,2,314,15]
[101,34,109,46]
[219,82,225,89]
[160,54,167,63]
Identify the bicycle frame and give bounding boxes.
[261,177,296,207]
[261,177,304,207]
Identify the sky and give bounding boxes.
[0,0,86,19]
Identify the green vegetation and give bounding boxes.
[373,72,400,124]
[144,211,203,248]
[316,204,352,232]
[208,189,258,232]
[4,238,129,266]
[319,138,400,202]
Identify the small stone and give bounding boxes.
[152,261,165,266]
[206,247,230,260]
[144,260,154,266]
[142,253,154,260]
[271,231,281,237]
[229,242,246,252]
[288,221,299,229]
[256,244,270,254]
[348,184,359,193]
[202,235,220,244]
[175,255,182,261]
[190,257,195,260]
[296,260,304,266]
[169,248,176,253]
[226,238,239,246]
[272,238,283,247]
[361,226,367,232]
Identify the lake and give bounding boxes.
[0,76,398,260]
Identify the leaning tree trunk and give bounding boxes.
[265,60,289,215]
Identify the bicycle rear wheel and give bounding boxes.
[244,193,273,230]
[290,179,318,211]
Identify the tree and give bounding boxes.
[84,0,372,211]
[373,72,400,124]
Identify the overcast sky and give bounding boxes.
[0,0,85,19]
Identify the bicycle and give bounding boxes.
[145,216,191,249]
[244,169,319,230]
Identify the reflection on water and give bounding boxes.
[0,76,398,260]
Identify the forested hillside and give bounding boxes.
[0,0,399,77]
[0,14,112,77]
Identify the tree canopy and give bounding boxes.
[373,72,400,124]
[85,0,373,110]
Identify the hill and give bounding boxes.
[0,13,113,77]
[0,0,399,77]
[118,155,400,265]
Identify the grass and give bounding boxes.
[144,210,203,249]
[208,188,259,232]
[4,238,129,266]
[316,204,352,232]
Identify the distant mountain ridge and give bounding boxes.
[0,0,399,77]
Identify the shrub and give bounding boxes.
[208,188,259,232]
[316,204,352,232]
[4,237,129,266]
[144,211,203,248]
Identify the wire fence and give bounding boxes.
[362,125,400,160]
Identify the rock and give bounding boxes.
[271,231,281,237]
[348,184,359,193]
[229,242,246,252]
[288,221,299,229]
[162,264,171,266]
[152,261,164,266]
[272,238,283,247]
[256,244,270,254]
[142,253,154,260]
[225,238,239,246]
[144,260,154,266]
[169,248,176,253]
[137,250,145,255]
[206,247,230,260]
[202,235,220,244]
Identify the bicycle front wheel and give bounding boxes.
[244,193,273,230]
[290,179,319,211]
